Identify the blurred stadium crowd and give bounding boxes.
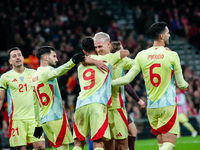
[0,0,200,141]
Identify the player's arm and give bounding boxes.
[124,84,145,109]
[48,53,85,80]
[0,75,6,110]
[112,52,141,86]
[173,52,189,89]
[0,89,5,110]
[84,56,109,73]
[119,49,130,59]
[112,66,140,86]
[32,91,43,139]
[33,92,41,127]
[175,72,188,89]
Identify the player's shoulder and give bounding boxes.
[0,70,14,79]
[25,68,36,73]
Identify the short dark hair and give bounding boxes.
[7,47,21,59]
[81,37,95,53]
[110,41,121,53]
[149,22,167,40]
[37,46,56,60]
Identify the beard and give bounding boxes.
[48,61,57,68]
[164,39,169,46]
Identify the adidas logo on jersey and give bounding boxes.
[117,132,122,137]
[12,78,17,82]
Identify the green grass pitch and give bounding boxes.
[45,135,200,150]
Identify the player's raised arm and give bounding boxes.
[119,49,130,59]
[36,46,85,80]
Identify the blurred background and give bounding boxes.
[0,0,200,149]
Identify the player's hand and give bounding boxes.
[183,86,189,91]
[33,127,43,139]
[72,53,85,64]
[138,99,145,109]
[165,47,171,51]
[95,60,109,73]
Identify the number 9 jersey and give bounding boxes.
[133,47,182,108]
[76,52,121,110]
[0,68,36,120]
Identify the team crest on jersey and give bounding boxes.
[27,74,32,83]
[19,76,24,82]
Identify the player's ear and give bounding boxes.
[160,34,164,40]
[83,50,87,55]
[44,54,48,61]
[8,59,12,65]
[107,42,110,48]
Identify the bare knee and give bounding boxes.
[16,146,26,150]
[33,141,45,150]
[116,138,128,150]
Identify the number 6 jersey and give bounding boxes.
[112,47,188,108]
[0,68,36,120]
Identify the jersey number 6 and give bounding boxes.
[150,63,161,87]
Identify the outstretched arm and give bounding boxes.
[124,84,145,109]
[112,67,140,86]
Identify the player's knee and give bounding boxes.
[33,141,45,150]
[73,146,83,150]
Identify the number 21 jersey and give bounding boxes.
[134,47,182,108]
[0,68,36,120]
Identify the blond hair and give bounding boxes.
[93,32,110,43]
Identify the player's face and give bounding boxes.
[9,50,24,68]
[94,39,110,55]
[47,50,58,67]
[163,27,170,46]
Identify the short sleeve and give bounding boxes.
[0,74,7,90]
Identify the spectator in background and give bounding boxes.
[176,87,198,137]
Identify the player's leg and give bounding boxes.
[73,138,85,150]
[115,138,129,150]
[90,103,111,150]
[32,141,46,150]
[93,138,104,150]
[73,105,90,150]
[9,120,28,149]
[104,139,115,150]
[156,134,163,149]
[42,115,73,149]
[127,115,137,150]
[111,108,129,150]
[16,146,26,150]
[27,119,45,150]
[159,133,176,150]
[147,104,178,150]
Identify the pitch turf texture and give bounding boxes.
[45,135,200,150]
